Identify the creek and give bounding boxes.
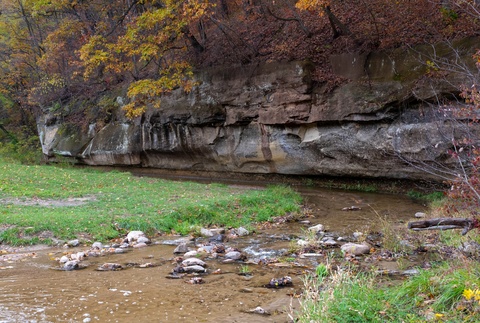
[0,175,427,322]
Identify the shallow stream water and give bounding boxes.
[0,177,426,323]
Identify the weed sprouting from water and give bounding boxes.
[239,265,251,275]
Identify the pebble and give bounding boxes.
[300,253,323,258]
[403,269,420,276]
[179,265,206,273]
[200,228,214,237]
[266,276,293,288]
[459,241,480,255]
[210,228,225,235]
[200,245,214,253]
[182,258,207,267]
[59,256,69,263]
[353,232,363,239]
[126,231,145,242]
[209,234,225,242]
[414,212,426,218]
[92,242,103,249]
[236,227,249,236]
[76,252,86,260]
[400,240,414,249]
[67,239,80,247]
[341,242,371,256]
[323,239,337,246]
[224,251,242,260]
[63,260,80,271]
[186,277,204,284]
[342,206,361,211]
[166,274,184,279]
[173,243,189,254]
[137,237,151,244]
[97,263,123,271]
[297,239,309,246]
[183,250,198,258]
[247,306,270,315]
[308,224,324,233]
[161,237,192,246]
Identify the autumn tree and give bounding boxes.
[295,0,352,38]
[76,0,212,118]
[1,0,479,128]
[0,0,52,141]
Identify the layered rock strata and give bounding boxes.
[38,39,480,180]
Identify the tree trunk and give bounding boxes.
[408,217,475,235]
[323,5,352,38]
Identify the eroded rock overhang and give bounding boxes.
[37,38,480,181]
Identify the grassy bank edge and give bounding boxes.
[0,159,302,245]
[294,201,480,322]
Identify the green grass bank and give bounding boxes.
[0,158,302,245]
[295,204,480,322]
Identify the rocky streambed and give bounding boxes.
[0,187,430,322]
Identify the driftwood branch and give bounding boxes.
[408,218,474,235]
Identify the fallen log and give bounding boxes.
[407,218,476,235]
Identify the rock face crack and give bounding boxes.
[260,124,273,162]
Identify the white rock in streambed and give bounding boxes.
[176,265,206,273]
[297,239,309,246]
[225,251,243,261]
[322,239,337,247]
[66,251,84,261]
[308,224,324,233]
[97,263,123,271]
[66,239,80,247]
[182,258,207,267]
[210,228,225,235]
[200,228,214,237]
[300,253,323,258]
[353,232,363,239]
[183,250,199,258]
[173,243,189,254]
[236,227,250,236]
[126,231,146,242]
[341,242,371,256]
[59,255,69,264]
[92,242,103,249]
[246,306,270,315]
[137,236,150,244]
[63,260,80,271]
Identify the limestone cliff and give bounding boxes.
[37,39,480,180]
